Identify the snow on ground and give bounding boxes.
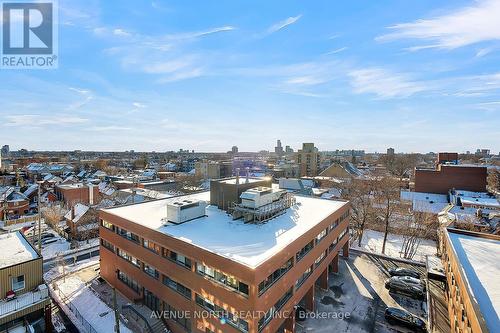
[52,276,131,333]
[44,257,100,282]
[352,229,437,262]
[42,238,71,259]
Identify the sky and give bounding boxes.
[0,0,499,153]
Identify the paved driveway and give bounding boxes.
[296,251,426,333]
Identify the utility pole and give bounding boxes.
[37,180,42,253]
[113,287,121,333]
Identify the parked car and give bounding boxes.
[384,307,426,332]
[390,276,426,290]
[388,267,421,279]
[385,279,425,299]
[40,232,56,240]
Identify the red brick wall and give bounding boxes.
[415,165,487,194]
[437,152,459,164]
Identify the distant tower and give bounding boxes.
[387,147,395,156]
[231,146,238,154]
[275,140,284,156]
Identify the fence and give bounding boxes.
[2,214,39,226]
[50,286,98,333]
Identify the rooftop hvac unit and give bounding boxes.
[166,199,207,224]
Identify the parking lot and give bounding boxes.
[296,250,427,333]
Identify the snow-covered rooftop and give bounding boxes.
[0,232,39,268]
[447,231,500,331]
[65,203,90,223]
[218,177,266,185]
[103,191,347,268]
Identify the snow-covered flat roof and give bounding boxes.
[103,191,347,268]
[460,197,499,208]
[0,232,39,268]
[447,231,500,331]
[218,177,266,185]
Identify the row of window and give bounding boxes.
[196,263,249,297]
[258,211,349,296]
[102,220,250,300]
[117,270,141,293]
[258,257,294,295]
[258,287,293,331]
[195,294,249,333]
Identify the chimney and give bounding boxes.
[236,168,240,185]
[71,206,75,220]
[245,167,250,183]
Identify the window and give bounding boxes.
[12,275,25,291]
[196,263,249,297]
[315,228,328,244]
[329,237,338,252]
[258,288,293,331]
[116,227,140,243]
[314,250,327,268]
[117,248,141,268]
[195,294,249,333]
[167,250,192,269]
[163,276,192,299]
[117,270,141,293]
[143,264,159,279]
[295,266,312,289]
[143,239,161,254]
[163,301,191,332]
[258,257,293,295]
[101,239,115,252]
[101,220,114,231]
[296,240,314,262]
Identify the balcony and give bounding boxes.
[0,285,49,319]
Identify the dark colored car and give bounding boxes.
[385,307,426,332]
[295,306,307,322]
[388,267,421,279]
[385,279,425,300]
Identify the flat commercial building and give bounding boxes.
[442,228,500,333]
[414,164,487,194]
[99,178,350,333]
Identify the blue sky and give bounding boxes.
[1,0,499,153]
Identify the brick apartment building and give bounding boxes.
[55,183,100,207]
[296,143,320,177]
[441,228,499,333]
[414,164,487,194]
[99,177,350,333]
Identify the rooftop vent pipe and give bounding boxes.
[236,168,240,185]
[245,167,250,183]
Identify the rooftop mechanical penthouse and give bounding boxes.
[99,176,350,333]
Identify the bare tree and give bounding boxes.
[487,168,500,193]
[373,177,402,254]
[400,208,435,260]
[343,178,376,246]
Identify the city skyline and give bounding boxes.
[1,0,499,152]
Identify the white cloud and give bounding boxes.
[377,0,500,50]
[67,87,93,111]
[348,68,426,98]
[86,126,132,131]
[3,115,88,127]
[268,15,302,34]
[132,102,147,109]
[475,48,492,58]
[326,47,348,55]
